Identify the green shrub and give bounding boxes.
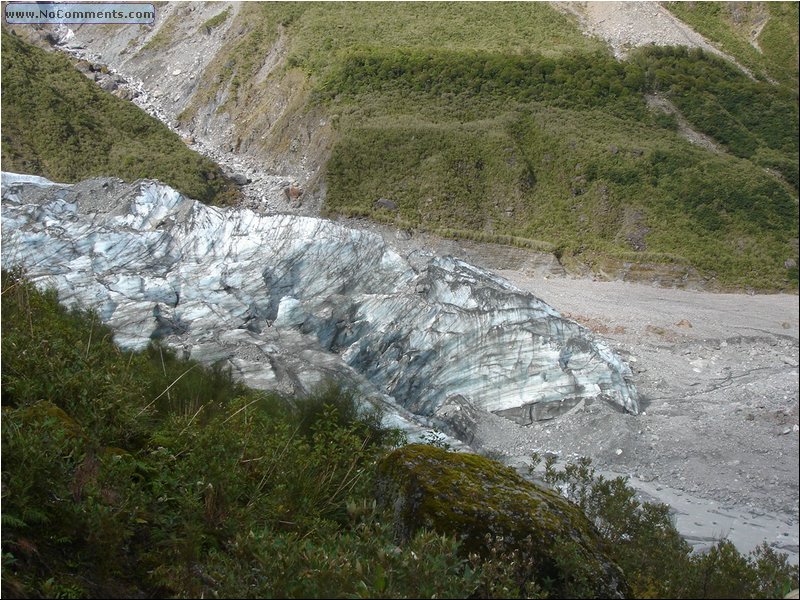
[321,48,648,119]
[631,45,799,165]
[533,453,799,599]
[0,270,467,598]
[664,1,799,88]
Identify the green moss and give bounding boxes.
[378,444,631,598]
[20,401,84,439]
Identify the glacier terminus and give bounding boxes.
[1,172,639,442]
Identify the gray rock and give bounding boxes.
[113,88,137,101]
[99,79,118,92]
[229,173,249,186]
[374,198,398,211]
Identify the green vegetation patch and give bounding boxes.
[141,7,181,51]
[200,6,231,33]
[1,29,239,205]
[320,48,647,118]
[326,98,798,290]
[180,1,606,119]
[315,17,798,290]
[281,1,608,72]
[533,454,799,599]
[631,46,799,182]
[664,1,799,88]
[0,269,480,599]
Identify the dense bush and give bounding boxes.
[631,46,799,163]
[663,1,799,88]
[320,48,648,119]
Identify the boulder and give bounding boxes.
[283,184,303,202]
[113,88,137,101]
[377,444,631,599]
[21,401,83,439]
[229,173,249,186]
[374,198,398,211]
[99,78,118,92]
[74,60,94,74]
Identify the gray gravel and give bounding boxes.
[488,273,799,563]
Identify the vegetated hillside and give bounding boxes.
[0,29,240,205]
[662,1,799,89]
[170,2,798,290]
[3,268,798,599]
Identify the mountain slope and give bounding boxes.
[0,29,240,205]
[662,1,799,88]
[8,1,800,290]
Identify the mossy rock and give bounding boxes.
[20,401,84,439]
[377,444,631,598]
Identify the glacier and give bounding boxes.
[1,173,639,442]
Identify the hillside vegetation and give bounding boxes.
[2,269,798,598]
[179,2,798,290]
[1,29,240,205]
[663,1,799,89]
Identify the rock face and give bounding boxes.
[1,173,638,440]
[377,444,631,598]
